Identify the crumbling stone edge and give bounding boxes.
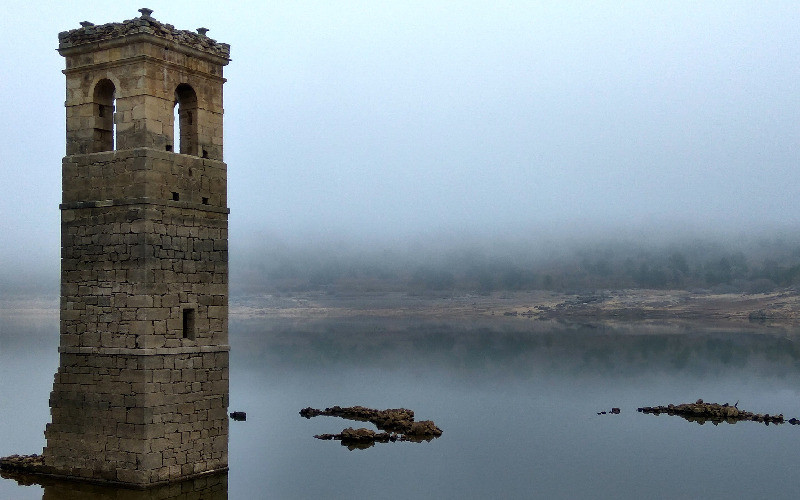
[0,454,228,490]
[0,455,45,475]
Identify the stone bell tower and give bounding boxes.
[41,8,231,487]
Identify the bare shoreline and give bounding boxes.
[4,289,798,328]
[229,288,800,327]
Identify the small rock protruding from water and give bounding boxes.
[638,401,788,425]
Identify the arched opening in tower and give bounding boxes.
[92,79,115,152]
[174,83,199,156]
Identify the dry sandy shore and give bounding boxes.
[230,288,800,326]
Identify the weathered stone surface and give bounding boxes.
[59,9,230,60]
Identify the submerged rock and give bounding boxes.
[301,405,442,448]
[407,420,443,438]
[0,454,46,475]
[314,428,400,450]
[638,401,787,425]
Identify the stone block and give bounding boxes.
[127,295,154,308]
[116,468,148,485]
[136,308,170,321]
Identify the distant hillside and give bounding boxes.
[231,234,800,296]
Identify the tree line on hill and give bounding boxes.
[232,234,800,295]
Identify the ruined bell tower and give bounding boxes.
[41,8,231,486]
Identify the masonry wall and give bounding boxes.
[43,351,228,485]
[59,149,228,350]
[62,148,227,207]
[44,147,230,486]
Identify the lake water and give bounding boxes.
[2,311,800,499]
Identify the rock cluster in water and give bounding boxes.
[0,454,45,479]
[300,405,442,449]
[637,399,798,425]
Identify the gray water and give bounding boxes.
[3,312,800,499]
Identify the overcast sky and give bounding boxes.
[2,1,800,278]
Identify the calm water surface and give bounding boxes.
[2,312,800,499]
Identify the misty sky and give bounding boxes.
[2,1,800,279]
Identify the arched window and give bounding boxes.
[92,79,115,152]
[174,84,199,155]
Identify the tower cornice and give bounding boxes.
[61,52,228,84]
[58,10,230,62]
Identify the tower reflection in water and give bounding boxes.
[1,470,227,500]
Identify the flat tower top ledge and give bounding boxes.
[58,7,230,62]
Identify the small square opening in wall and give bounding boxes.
[172,192,180,201]
[202,197,209,205]
[182,308,196,340]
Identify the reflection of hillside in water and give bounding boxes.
[233,318,800,380]
[1,470,226,500]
